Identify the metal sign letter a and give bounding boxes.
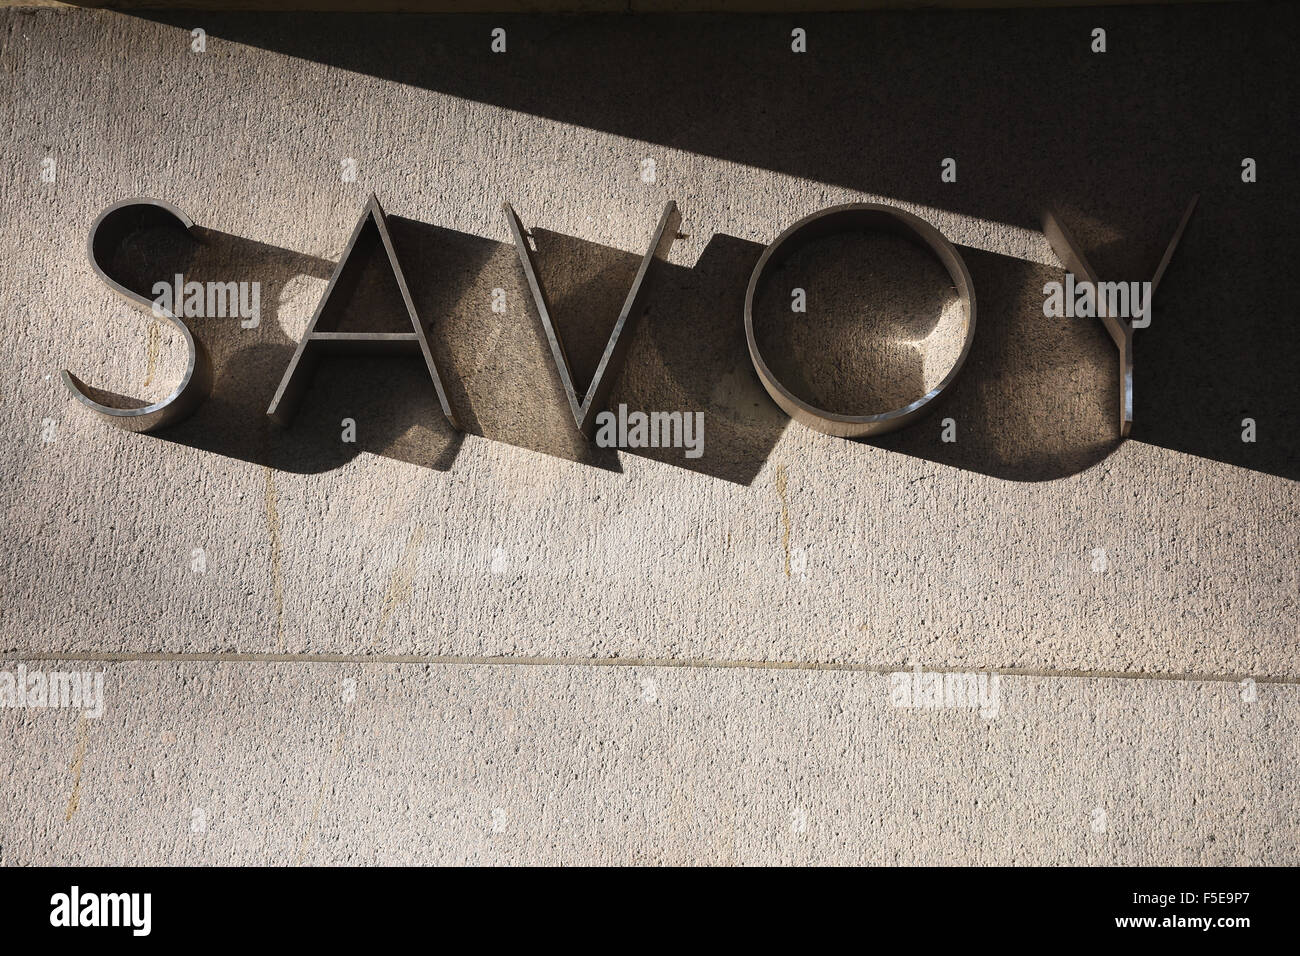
[268,194,459,429]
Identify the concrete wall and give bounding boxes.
[1,3,1295,865]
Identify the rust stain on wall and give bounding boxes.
[264,467,285,652]
[64,715,90,822]
[373,526,425,648]
[774,464,792,578]
[142,320,160,388]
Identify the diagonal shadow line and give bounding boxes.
[116,4,1291,236]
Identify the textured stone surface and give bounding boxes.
[2,661,1296,865]
[0,5,1295,864]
